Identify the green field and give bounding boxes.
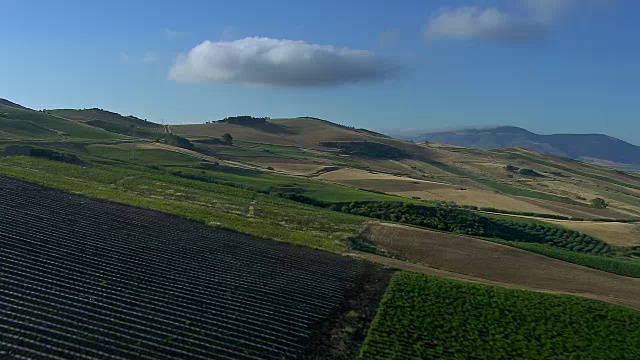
[360,272,640,359]
[0,156,366,253]
[0,107,119,140]
[174,165,406,203]
[85,144,202,166]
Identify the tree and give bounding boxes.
[222,133,233,145]
[590,197,608,209]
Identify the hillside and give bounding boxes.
[405,126,640,167]
[0,98,31,110]
[48,108,165,138]
[0,104,119,141]
[173,117,431,158]
[167,117,640,224]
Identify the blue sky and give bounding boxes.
[2,0,639,144]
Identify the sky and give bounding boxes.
[1,0,639,144]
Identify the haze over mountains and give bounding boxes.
[401,126,640,168]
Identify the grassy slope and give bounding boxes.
[360,272,640,359]
[173,166,408,203]
[0,156,366,253]
[85,144,203,166]
[0,107,119,140]
[48,109,165,140]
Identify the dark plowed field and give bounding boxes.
[0,176,385,359]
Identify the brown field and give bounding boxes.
[260,162,326,175]
[340,179,450,193]
[360,222,640,310]
[173,118,434,159]
[520,197,630,219]
[318,168,443,183]
[173,123,296,146]
[542,220,640,246]
[394,188,564,214]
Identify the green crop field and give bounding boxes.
[0,156,366,253]
[360,272,640,360]
[85,144,202,166]
[173,165,405,203]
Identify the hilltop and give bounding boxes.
[0,98,31,110]
[404,126,640,168]
[47,108,164,137]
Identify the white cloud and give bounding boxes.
[168,37,396,87]
[143,51,159,64]
[425,7,547,42]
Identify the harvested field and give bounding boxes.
[263,162,326,175]
[0,176,390,359]
[520,197,630,219]
[543,220,640,247]
[339,179,448,193]
[360,222,640,310]
[318,168,447,184]
[398,188,562,214]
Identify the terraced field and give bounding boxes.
[0,176,385,359]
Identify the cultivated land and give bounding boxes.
[544,220,640,247]
[359,272,640,359]
[361,222,640,310]
[3,102,640,358]
[0,177,391,359]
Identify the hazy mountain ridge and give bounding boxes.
[405,126,640,166]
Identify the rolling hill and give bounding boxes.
[0,98,31,110]
[2,101,640,359]
[0,100,119,141]
[172,116,432,160]
[404,126,640,168]
[47,108,165,138]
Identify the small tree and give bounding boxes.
[221,133,233,145]
[590,197,608,209]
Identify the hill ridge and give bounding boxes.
[407,126,640,166]
[0,98,31,110]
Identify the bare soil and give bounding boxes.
[359,222,640,311]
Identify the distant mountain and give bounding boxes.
[405,126,640,166]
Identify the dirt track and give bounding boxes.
[358,222,640,310]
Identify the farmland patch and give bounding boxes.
[361,222,640,309]
[0,176,389,359]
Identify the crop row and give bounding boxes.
[0,176,364,359]
[359,272,640,359]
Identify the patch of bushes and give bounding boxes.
[2,145,89,166]
[518,168,545,177]
[479,207,572,220]
[332,201,612,256]
[217,116,270,125]
[319,141,409,159]
[156,133,194,150]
